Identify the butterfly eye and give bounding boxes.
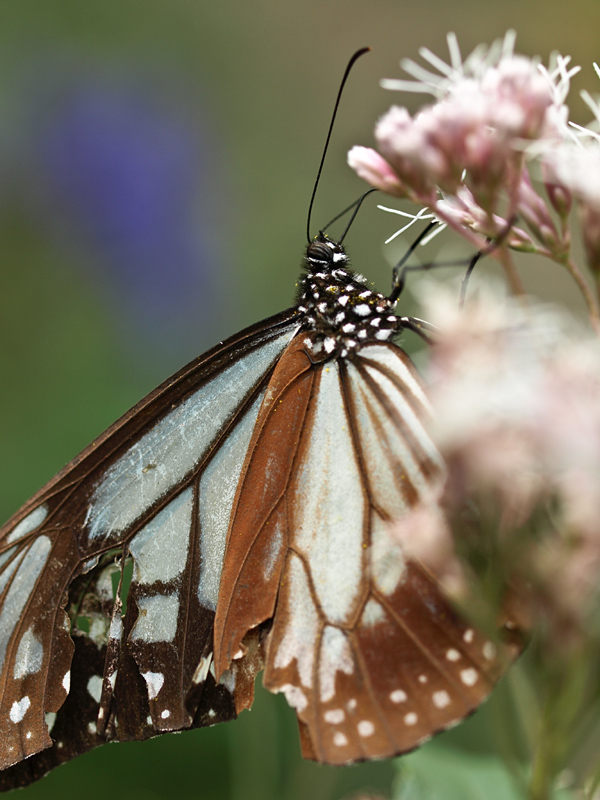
[306,241,334,264]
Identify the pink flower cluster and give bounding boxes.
[350,55,553,214]
[406,282,600,650]
[348,33,600,327]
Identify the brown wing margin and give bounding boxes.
[0,311,300,790]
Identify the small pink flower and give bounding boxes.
[374,106,439,199]
[481,56,553,139]
[516,170,561,252]
[346,146,407,197]
[348,34,576,236]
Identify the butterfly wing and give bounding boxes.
[0,311,300,789]
[214,335,513,764]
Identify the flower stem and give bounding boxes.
[562,256,600,335]
[497,246,527,297]
[529,731,554,800]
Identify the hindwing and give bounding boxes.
[214,334,513,764]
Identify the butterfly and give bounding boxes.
[0,219,521,790]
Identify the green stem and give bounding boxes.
[529,723,554,800]
[527,649,589,800]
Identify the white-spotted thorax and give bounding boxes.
[297,232,401,360]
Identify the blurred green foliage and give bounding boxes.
[1,2,600,798]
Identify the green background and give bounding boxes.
[0,2,597,798]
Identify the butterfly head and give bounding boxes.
[306,232,349,269]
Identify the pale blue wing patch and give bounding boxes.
[85,329,296,544]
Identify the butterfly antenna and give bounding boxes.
[322,188,378,233]
[306,47,371,244]
[338,188,378,243]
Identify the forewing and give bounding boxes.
[0,311,300,789]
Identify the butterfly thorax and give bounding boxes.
[297,234,399,359]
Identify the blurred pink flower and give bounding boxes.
[388,504,467,601]
[419,283,600,642]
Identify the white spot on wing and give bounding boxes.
[360,598,386,627]
[324,708,345,724]
[62,671,71,693]
[141,671,165,700]
[370,513,406,596]
[192,655,212,685]
[45,712,57,733]
[109,612,123,642]
[358,720,375,737]
[433,690,451,708]
[390,689,407,703]
[446,648,460,662]
[262,519,284,583]
[14,627,44,679]
[87,675,103,704]
[0,546,17,572]
[219,670,236,693]
[333,731,348,747]
[463,629,474,643]
[404,712,418,726]
[10,696,31,723]
[278,684,308,713]
[483,641,496,660]
[130,593,180,643]
[460,668,478,686]
[319,626,354,703]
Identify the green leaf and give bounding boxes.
[392,742,576,800]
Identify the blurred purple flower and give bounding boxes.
[35,80,227,349]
